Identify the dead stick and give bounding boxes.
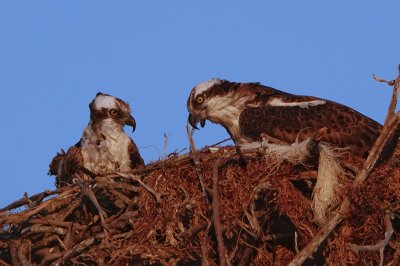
[289,67,400,266]
[29,218,86,229]
[116,173,161,203]
[9,241,19,266]
[238,200,263,266]
[178,223,208,239]
[347,212,393,266]
[77,181,107,225]
[52,233,104,264]
[186,122,210,204]
[202,222,212,266]
[209,137,232,147]
[0,188,68,213]
[163,133,169,160]
[0,188,79,226]
[212,158,227,266]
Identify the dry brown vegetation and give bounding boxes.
[1,67,400,265]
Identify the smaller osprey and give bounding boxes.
[49,93,144,187]
[187,78,382,157]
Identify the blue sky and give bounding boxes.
[0,1,398,207]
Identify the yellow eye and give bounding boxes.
[110,109,118,116]
[196,96,204,104]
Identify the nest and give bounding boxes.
[2,67,400,266]
[1,142,400,265]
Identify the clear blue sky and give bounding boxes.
[0,1,398,207]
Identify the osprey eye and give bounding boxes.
[110,109,118,116]
[196,96,204,104]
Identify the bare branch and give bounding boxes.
[116,172,162,203]
[186,122,210,204]
[211,158,227,266]
[347,213,393,266]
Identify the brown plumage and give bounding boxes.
[187,78,382,157]
[49,92,144,187]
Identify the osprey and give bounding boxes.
[49,93,144,187]
[187,78,382,157]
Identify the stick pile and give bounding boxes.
[1,67,400,265]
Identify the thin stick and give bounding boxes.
[77,180,107,226]
[209,138,232,147]
[163,133,169,160]
[51,233,104,265]
[212,158,227,266]
[117,173,162,203]
[186,122,210,204]
[0,188,67,213]
[202,222,212,266]
[347,213,393,266]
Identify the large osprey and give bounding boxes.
[49,93,144,187]
[187,78,382,157]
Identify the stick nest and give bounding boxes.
[0,146,400,266]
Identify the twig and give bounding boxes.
[289,66,400,266]
[29,218,86,230]
[208,138,232,148]
[186,122,210,204]
[347,212,393,266]
[77,180,107,224]
[202,222,212,266]
[177,223,208,239]
[0,188,67,213]
[51,233,104,265]
[116,172,162,203]
[0,188,79,226]
[373,67,400,125]
[9,241,18,266]
[163,133,169,160]
[211,158,227,266]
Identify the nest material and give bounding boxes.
[0,144,400,266]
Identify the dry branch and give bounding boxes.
[347,212,394,266]
[211,158,227,266]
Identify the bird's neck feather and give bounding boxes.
[81,119,131,174]
[206,92,254,141]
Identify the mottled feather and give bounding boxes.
[187,79,382,157]
[49,93,144,187]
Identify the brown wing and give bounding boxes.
[239,100,382,157]
[128,139,144,168]
[49,141,85,187]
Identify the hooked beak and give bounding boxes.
[188,113,206,129]
[125,115,136,132]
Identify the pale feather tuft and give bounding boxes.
[94,94,117,109]
[268,97,326,108]
[193,78,223,96]
[312,143,346,225]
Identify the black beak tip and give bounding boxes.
[188,113,200,130]
[126,115,136,133]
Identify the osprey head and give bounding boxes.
[89,92,136,132]
[187,78,256,139]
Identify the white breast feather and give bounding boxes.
[206,92,255,140]
[81,119,132,174]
